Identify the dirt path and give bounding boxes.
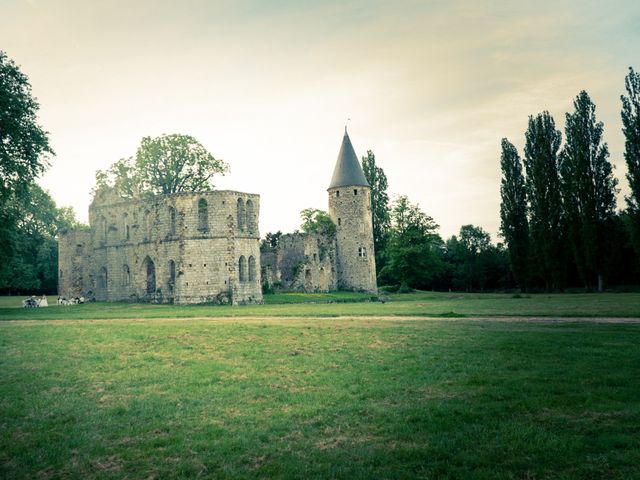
[2,315,640,327]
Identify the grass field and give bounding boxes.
[1,291,640,320]
[1,293,639,478]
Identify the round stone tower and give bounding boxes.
[327,129,377,292]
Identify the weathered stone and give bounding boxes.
[58,190,263,305]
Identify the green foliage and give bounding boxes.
[299,208,336,237]
[260,231,282,253]
[523,112,565,291]
[621,67,640,259]
[499,138,529,290]
[378,196,446,289]
[446,226,509,292]
[362,150,390,271]
[559,91,618,290]
[0,184,83,294]
[94,134,229,198]
[0,50,53,202]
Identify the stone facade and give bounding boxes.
[58,188,263,305]
[328,185,377,292]
[261,232,337,292]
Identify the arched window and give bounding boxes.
[198,199,208,231]
[143,256,156,295]
[238,255,247,282]
[237,198,245,231]
[98,267,108,290]
[248,256,256,282]
[99,216,107,242]
[168,260,176,292]
[246,199,255,232]
[123,213,130,240]
[143,210,151,241]
[122,265,130,285]
[168,207,176,235]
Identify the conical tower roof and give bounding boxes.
[328,129,370,189]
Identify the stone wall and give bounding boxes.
[59,189,263,305]
[260,232,337,292]
[58,229,92,299]
[328,185,377,292]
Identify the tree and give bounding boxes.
[260,231,282,253]
[94,134,229,197]
[523,112,564,290]
[0,51,54,291]
[621,67,640,259]
[446,225,501,292]
[361,150,390,272]
[378,196,445,289]
[499,138,529,291]
[559,91,617,291]
[300,208,336,237]
[0,51,53,202]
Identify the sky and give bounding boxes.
[2,0,639,240]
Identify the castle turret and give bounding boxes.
[327,129,377,292]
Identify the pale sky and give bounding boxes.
[2,0,639,240]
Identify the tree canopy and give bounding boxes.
[299,208,336,237]
[94,134,229,198]
[361,150,390,272]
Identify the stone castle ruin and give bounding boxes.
[58,130,376,303]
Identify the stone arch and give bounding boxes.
[238,255,247,282]
[248,256,256,282]
[122,213,130,241]
[168,260,176,293]
[237,198,246,231]
[198,199,208,231]
[143,256,156,295]
[122,264,130,285]
[319,267,327,291]
[246,199,255,231]
[168,206,176,235]
[98,266,108,290]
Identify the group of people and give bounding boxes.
[57,296,86,305]
[21,295,92,307]
[22,295,49,308]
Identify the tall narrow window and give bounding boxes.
[144,256,156,295]
[168,260,176,292]
[143,210,151,241]
[168,207,176,235]
[248,256,256,282]
[100,216,107,243]
[336,191,340,197]
[198,199,208,231]
[245,199,254,231]
[122,213,130,240]
[238,255,247,282]
[98,267,108,290]
[354,189,358,195]
[122,265,130,285]
[237,198,246,231]
[358,247,367,258]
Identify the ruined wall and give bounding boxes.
[261,232,337,292]
[328,185,377,292]
[59,189,262,305]
[58,229,92,299]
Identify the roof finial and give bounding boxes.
[345,117,351,134]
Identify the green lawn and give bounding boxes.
[1,291,640,320]
[1,317,639,479]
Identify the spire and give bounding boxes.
[328,129,369,189]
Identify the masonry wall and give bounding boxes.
[58,230,92,299]
[261,232,337,292]
[59,189,262,305]
[328,185,377,292]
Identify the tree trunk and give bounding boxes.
[597,274,603,292]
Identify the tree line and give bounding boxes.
[500,68,640,292]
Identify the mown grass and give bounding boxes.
[1,291,640,321]
[1,317,639,479]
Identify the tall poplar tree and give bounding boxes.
[621,67,640,258]
[523,112,563,290]
[362,150,390,273]
[499,138,529,290]
[559,91,617,291]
